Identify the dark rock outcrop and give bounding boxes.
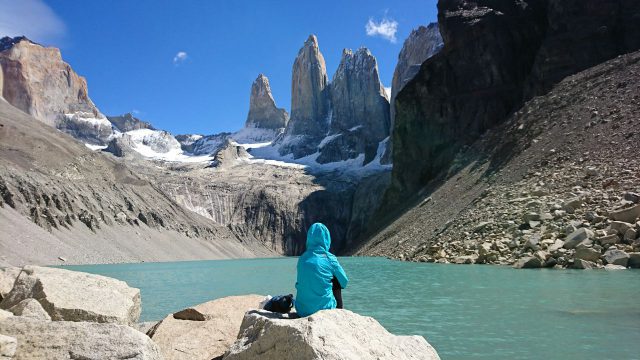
[388,0,640,207]
[318,48,389,164]
[382,23,443,164]
[245,74,288,130]
[279,35,330,158]
[107,113,155,133]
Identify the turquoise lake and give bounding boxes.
[64,257,640,360]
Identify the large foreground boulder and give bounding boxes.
[0,317,161,359]
[0,266,140,325]
[150,294,264,360]
[224,309,440,360]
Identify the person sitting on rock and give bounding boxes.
[295,222,349,317]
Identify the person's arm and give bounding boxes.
[330,257,349,289]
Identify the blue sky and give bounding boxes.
[1,0,437,135]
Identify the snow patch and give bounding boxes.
[64,112,112,127]
[85,143,107,151]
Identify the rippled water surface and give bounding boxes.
[65,257,640,360]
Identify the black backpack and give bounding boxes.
[264,294,294,313]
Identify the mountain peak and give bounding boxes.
[0,36,38,52]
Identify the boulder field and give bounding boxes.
[0,266,440,360]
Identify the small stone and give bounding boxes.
[573,259,596,269]
[624,229,638,242]
[548,239,565,253]
[608,204,640,223]
[623,192,640,204]
[524,235,541,251]
[585,167,598,177]
[562,197,582,213]
[575,247,601,262]
[513,257,543,269]
[627,253,640,268]
[473,221,492,233]
[564,228,594,249]
[604,264,627,270]
[609,221,634,235]
[597,234,620,246]
[523,213,541,222]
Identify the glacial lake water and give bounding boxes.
[64,257,640,360]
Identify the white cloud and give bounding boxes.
[365,17,398,43]
[173,51,188,65]
[0,0,66,44]
[384,86,391,98]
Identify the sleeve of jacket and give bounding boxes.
[330,256,349,289]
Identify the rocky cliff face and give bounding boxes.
[390,23,443,128]
[107,113,155,133]
[0,36,113,145]
[382,23,443,164]
[245,74,288,130]
[318,48,390,165]
[279,35,330,158]
[388,0,640,206]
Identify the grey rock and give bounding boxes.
[623,192,640,204]
[8,298,51,321]
[564,228,594,249]
[624,229,638,242]
[603,249,630,267]
[513,256,542,269]
[384,23,443,164]
[562,197,582,213]
[597,234,620,246]
[608,204,640,223]
[0,317,161,359]
[224,309,440,360]
[548,239,565,253]
[609,221,634,235]
[0,266,140,325]
[108,113,155,132]
[211,139,250,169]
[604,264,627,270]
[574,247,600,262]
[245,74,288,130]
[573,259,596,270]
[627,253,640,268]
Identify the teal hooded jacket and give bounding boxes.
[295,223,349,317]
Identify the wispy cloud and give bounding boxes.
[365,17,398,43]
[173,51,188,65]
[0,0,66,44]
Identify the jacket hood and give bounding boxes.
[306,223,331,252]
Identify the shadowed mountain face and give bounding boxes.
[357,0,640,262]
[387,0,640,208]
